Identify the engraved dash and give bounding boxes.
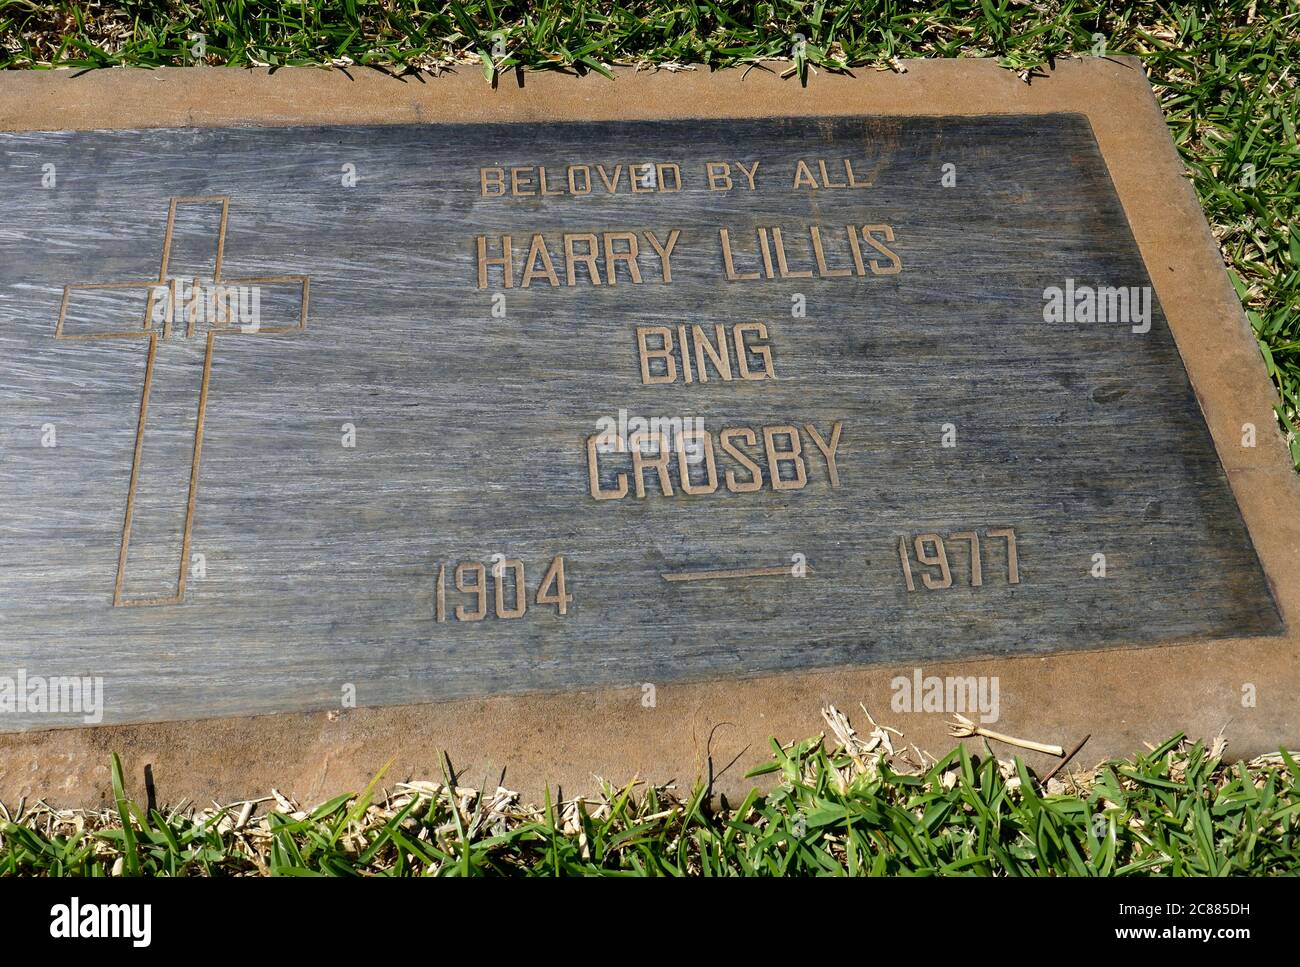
[661,565,810,583]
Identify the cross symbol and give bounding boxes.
[55,196,309,607]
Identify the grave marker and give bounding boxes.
[0,61,1295,804]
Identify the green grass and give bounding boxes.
[2,2,1298,464]
[3,728,1299,876]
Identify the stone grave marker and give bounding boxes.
[0,60,1296,803]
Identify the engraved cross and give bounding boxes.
[55,196,309,606]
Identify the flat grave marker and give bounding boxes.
[0,61,1296,803]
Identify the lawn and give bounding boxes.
[4,711,1299,876]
